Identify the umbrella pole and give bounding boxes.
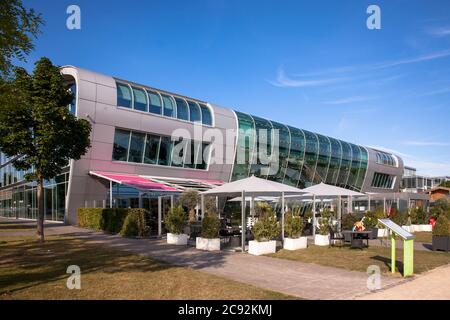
[338,195,342,231]
[281,191,285,241]
[241,190,246,253]
[312,195,316,237]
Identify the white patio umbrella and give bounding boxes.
[200,175,306,252]
[290,183,365,235]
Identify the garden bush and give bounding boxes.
[364,210,384,229]
[341,213,358,230]
[165,206,187,234]
[201,213,220,239]
[390,209,408,226]
[253,208,280,242]
[120,209,149,237]
[410,207,428,225]
[103,208,128,233]
[317,209,332,235]
[284,210,303,238]
[77,208,104,230]
[433,215,450,237]
[78,207,149,237]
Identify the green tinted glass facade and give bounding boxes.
[231,111,369,191]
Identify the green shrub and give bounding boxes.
[364,210,384,229]
[433,215,450,237]
[77,208,104,230]
[103,208,128,233]
[410,207,428,225]
[341,213,358,230]
[317,209,332,236]
[284,210,303,238]
[165,206,187,234]
[78,207,149,237]
[253,208,280,242]
[201,213,220,239]
[120,209,149,237]
[391,210,408,226]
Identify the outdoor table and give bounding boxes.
[342,230,372,249]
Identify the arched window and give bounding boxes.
[116,83,132,108]
[161,94,175,117]
[175,97,189,121]
[188,101,201,123]
[132,87,147,112]
[199,103,212,125]
[147,90,162,115]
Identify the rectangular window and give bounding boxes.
[147,90,162,115]
[132,87,147,112]
[111,128,209,170]
[112,129,131,161]
[158,136,173,166]
[162,94,175,117]
[371,172,394,189]
[143,134,160,164]
[171,137,187,167]
[128,132,145,163]
[116,83,132,108]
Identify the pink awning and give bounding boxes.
[90,171,178,191]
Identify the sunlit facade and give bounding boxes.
[0,66,404,223]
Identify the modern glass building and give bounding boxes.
[0,66,404,224]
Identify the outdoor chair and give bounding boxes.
[329,227,345,247]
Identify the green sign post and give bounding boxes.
[379,219,415,277]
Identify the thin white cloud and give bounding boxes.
[268,67,345,88]
[322,96,377,105]
[427,26,450,37]
[374,49,450,69]
[417,87,450,97]
[403,140,450,147]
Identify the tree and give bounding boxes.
[0,0,43,77]
[179,189,199,222]
[0,57,91,242]
[439,181,450,188]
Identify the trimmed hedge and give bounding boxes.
[120,209,149,237]
[77,208,149,237]
[77,208,104,230]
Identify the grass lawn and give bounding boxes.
[0,234,294,300]
[269,245,450,276]
[414,232,433,244]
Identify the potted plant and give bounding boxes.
[165,206,189,245]
[196,212,221,251]
[432,215,450,252]
[249,208,280,255]
[411,207,431,232]
[283,210,307,250]
[314,209,331,246]
[363,210,383,239]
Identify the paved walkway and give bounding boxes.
[358,263,450,300]
[0,218,406,300]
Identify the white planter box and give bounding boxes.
[167,233,189,245]
[402,225,414,233]
[420,224,432,232]
[248,240,277,256]
[283,237,307,250]
[378,228,388,237]
[314,234,330,246]
[196,237,221,251]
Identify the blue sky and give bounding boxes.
[21,0,450,176]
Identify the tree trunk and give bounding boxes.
[37,175,45,242]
